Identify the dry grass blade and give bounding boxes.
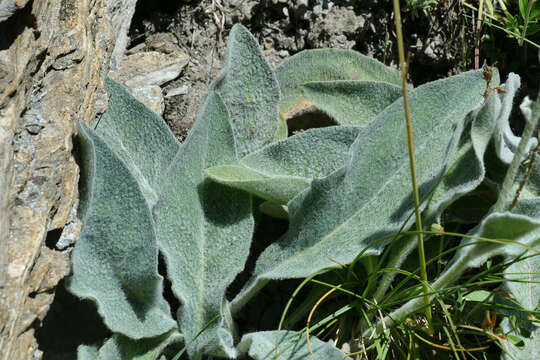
[306,285,342,359]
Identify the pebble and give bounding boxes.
[336,34,347,43]
[165,85,189,97]
[279,50,290,58]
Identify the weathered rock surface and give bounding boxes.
[0,0,31,22]
[109,50,189,115]
[0,0,136,359]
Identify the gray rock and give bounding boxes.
[282,7,289,17]
[55,207,81,251]
[126,42,146,55]
[307,7,365,49]
[0,0,31,22]
[336,34,347,43]
[0,50,11,94]
[165,85,189,98]
[424,41,436,59]
[130,85,164,115]
[109,50,189,115]
[0,0,137,358]
[227,0,258,21]
[110,51,189,88]
[106,0,138,70]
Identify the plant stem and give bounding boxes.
[519,0,536,47]
[475,0,485,69]
[391,0,432,331]
[492,93,540,213]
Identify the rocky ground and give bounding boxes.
[127,0,481,141]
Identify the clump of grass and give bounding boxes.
[279,228,539,359]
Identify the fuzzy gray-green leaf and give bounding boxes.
[274,113,289,141]
[78,345,99,360]
[511,94,540,218]
[68,122,176,339]
[94,331,182,360]
[501,317,539,360]
[303,80,402,126]
[210,24,280,158]
[204,165,309,205]
[237,331,345,360]
[493,74,537,164]
[205,126,360,204]
[153,92,253,359]
[505,254,540,313]
[501,252,540,360]
[424,91,501,221]
[276,49,402,117]
[454,213,540,269]
[513,155,540,218]
[233,70,486,311]
[94,78,180,208]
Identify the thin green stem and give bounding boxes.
[519,0,536,47]
[462,2,540,49]
[392,0,432,331]
[496,0,508,12]
[475,0,485,68]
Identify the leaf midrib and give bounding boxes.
[193,124,211,347]
[100,122,159,206]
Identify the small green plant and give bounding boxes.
[70,24,540,360]
[464,0,540,49]
[403,0,437,17]
[492,0,540,46]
